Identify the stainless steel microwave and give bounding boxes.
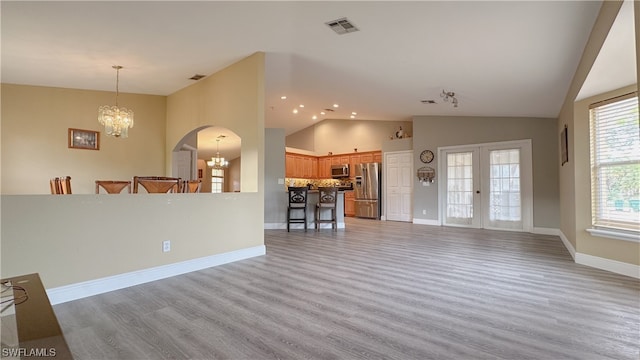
[331,164,350,178]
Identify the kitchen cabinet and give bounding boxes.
[318,157,332,178]
[344,191,355,216]
[287,150,382,179]
[285,153,295,178]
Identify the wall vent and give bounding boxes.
[325,18,359,35]
[189,74,206,81]
[421,100,436,104]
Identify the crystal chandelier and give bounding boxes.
[207,136,229,169]
[98,65,134,138]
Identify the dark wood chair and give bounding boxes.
[50,176,72,194]
[181,179,202,193]
[95,180,132,194]
[133,176,181,194]
[315,187,338,231]
[287,187,308,232]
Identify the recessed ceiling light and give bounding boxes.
[281,96,287,100]
[320,111,326,115]
[299,104,305,108]
[351,112,357,115]
[333,104,339,108]
[293,109,298,114]
[350,115,355,119]
[312,115,317,120]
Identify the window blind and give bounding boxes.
[589,93,639,232]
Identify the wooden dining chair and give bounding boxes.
[95,180,132,194]
[132,176,181,194]
[181,179,202,193]
[50,176,72,194]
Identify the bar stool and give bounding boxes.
[315,187,338,231]
[287,187,308,232]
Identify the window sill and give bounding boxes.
[586,228,640,243]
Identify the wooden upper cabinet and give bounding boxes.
[360,153,374,163]
[286,150,382,179]
[285,153,295,178]
[373,151,382,163]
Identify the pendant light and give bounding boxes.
[98,65,134,138]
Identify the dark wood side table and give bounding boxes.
[1,273,73,359]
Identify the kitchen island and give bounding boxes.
[278,189,347,230]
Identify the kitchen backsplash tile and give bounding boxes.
[285,178,352,189]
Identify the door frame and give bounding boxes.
[437,139,533,232]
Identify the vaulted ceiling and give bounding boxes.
[1,1,635,159]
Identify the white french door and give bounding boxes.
[439,140,532,232]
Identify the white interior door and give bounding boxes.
[440,140,532,231]
[174,150,195,180]
[385,151,413,222]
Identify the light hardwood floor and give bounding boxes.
[54,218,640,359]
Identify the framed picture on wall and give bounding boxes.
[561,125,568,166]
[68,128,100,150]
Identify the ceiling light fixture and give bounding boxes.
[280,96,287,100]
[98,66,134,138]
[333,104,339,108]
[207,136,229,169]
[440,90,459,108]
[293,109,298,114]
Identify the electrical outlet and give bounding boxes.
[422,209,426,215]
[163,240,171,252]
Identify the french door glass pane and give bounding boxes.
[489,149,521,228]
[446,152,473,225]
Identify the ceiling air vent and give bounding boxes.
[421,100,436,104]
[325,17,359,35]
[189,74,206,81]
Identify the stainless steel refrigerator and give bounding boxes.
[354,162,381,219]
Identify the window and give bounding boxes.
[589,93,639,233]
[211,168,224,193]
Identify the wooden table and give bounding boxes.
[1,273,73,359]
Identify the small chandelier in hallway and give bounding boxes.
[98,65,134,138]
[208,136,229,169]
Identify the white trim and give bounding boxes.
[413,218,440,226]
[575,252,640,279]
[557,229,576,260]
[586,228,640,243]
[47,245,266,305]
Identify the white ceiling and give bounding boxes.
[1,1,635,159]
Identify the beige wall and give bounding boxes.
[1,53,266,288]
[166,52,264,194]
[1,84,166,194]
[573,85,639,265]
[558,0,639,267]
[286,119,413,155]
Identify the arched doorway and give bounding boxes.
[172,126,241,193]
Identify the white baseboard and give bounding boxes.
[557,229,576,260]
[413,218,440,226]
[575,252,640,279]
[47,245,266,305]
[264,222,345,230]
